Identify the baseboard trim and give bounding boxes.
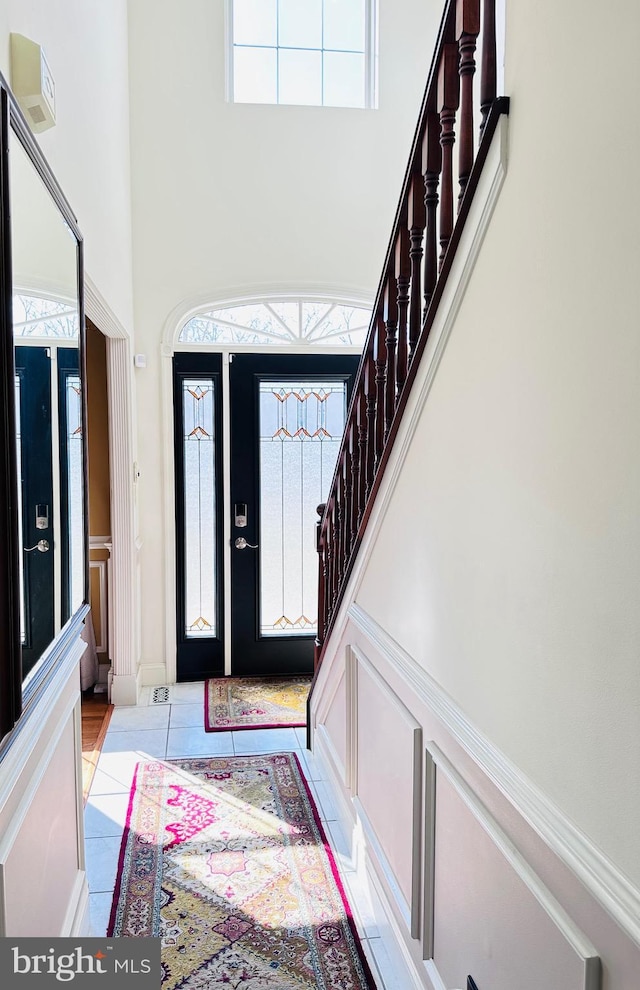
[109,672,138,707]
[348,602,640,950]
[138,663,169,688]
[423,959,447,990]
[64,871,90,936]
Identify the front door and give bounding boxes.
[15,345,81,677]
[173,352,358,680]
[229,354,358,676]
[15,346,54,676]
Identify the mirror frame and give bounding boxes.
[0,72,89,746]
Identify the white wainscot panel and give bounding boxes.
[353,646,422,937]
[426,744,600,990]
[0,717,83,936]
[321,671,347,780]
[315,646,349,785]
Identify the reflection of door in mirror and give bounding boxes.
[14,344,54,676]
[9,126,85,685]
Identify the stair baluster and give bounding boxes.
[314,503,326,669]
[408,172,426,361]
[312,0,508,674]
[374,317,387,470]
[456,0,481,209]
[438,42,460,269]
[480,0,497,135]
[395,225,411,395]
[423,111,442,315]
[384,274,398,441]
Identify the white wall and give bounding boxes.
[354,0,640,889]
[0,0,134,331]
[126,0,441,672]
[0,0,133,935]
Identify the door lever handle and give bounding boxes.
[234,537,258,550]
[24,539,50,553]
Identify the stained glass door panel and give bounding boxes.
[259,381,346,636]
[182,378,217,638]
[230,353,358,676]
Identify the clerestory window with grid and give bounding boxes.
[228,0,377,109]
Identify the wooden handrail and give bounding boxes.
[313,0,509,673]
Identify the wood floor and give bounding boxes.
[81,692,113,803]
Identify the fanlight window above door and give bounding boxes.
[13,293,79,338]
[179,299,371,348]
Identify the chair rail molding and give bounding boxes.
[346,602,640,951]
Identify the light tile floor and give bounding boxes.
[86,682,413,990]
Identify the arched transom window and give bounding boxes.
[179,298,371,348]
[13,293,79,338]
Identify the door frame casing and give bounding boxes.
[84,277,139,706]
[159,286,371,686]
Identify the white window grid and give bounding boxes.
[226,0,378,109]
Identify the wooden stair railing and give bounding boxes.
[313,0,509,674]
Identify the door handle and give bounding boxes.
[234,537,258,550]
[24,539,50,553]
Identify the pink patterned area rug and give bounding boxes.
[108,754,376,990]
[204,676,311,732]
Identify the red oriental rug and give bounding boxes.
[204,676,311,731]
[108,753,377,990]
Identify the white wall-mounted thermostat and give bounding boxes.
[10,34,56,133]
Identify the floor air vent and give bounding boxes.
[151,686,170,705]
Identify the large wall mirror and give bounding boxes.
[0,79,88,741]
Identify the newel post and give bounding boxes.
[314,502,327,669]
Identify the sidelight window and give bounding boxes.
[182,378,218,638]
